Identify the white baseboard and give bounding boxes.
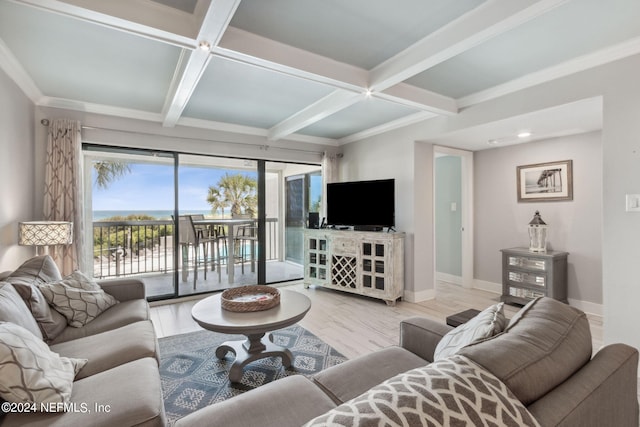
[469,279,603,320]
[404,288,436,303]
[473,279,502,294]
[567,298,603,318]
[436,272,462,286]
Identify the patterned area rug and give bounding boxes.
[159,325,347,426]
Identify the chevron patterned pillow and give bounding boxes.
[38,271,118,328]
[434,302,506,361]
[305,354,540,427]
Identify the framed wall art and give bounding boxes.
[517,160,573,202]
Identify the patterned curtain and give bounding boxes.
[43,119,85,275]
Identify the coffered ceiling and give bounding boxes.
[1,0,639,149]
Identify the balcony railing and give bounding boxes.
[93,218,279,279]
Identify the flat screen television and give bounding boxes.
[326,179,395,231]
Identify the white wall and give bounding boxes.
[0,68,35,270]
[474,132,603,309]
[600,55,640,348]
[339,132,436,300]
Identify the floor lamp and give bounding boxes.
[18,221,74,255]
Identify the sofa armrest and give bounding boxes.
[400,317,453,362]
[98,278,146,301]
[527,343,639,427]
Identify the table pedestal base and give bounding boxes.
[215,332,293,383]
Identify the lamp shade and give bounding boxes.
[19,221,73,246]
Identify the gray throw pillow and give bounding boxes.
[6,255,67,341]
[0,282,43,340]
[38,271,119,328]
[434,302,506,360]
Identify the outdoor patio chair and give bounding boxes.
[210,224,245,281]
[178,215,215,289]
[232,214,258,274]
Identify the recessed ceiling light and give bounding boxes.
[517,131,532,138]
[364,89,373,98]
[198,41,211,51]
[487,139,499,146]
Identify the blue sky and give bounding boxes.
[92,163,256,211]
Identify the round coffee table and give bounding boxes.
[191,289,311,383]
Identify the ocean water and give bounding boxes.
[93,209,216,220]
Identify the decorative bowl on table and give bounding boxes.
[220,285,281,312]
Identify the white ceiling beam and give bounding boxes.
[240,0,569,141]
[161,0,241,127]
[215,27,368,92]
[268,90,364,141]
[458,35,640,109]
[338,111,436,145]
[376,83,457,115]
[39,96,163,122]
[369,0,570,92]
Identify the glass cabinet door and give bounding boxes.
[361,241,387,291]
[307,236,328,281]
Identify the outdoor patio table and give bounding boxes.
[193,218,255,284]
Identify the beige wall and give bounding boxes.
[0,68,35,270]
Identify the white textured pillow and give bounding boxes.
[434,303,506,361]
[0,322,86,410]
[38,271,118,328]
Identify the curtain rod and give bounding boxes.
[80,125,327,156]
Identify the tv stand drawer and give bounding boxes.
[333,238,356,254]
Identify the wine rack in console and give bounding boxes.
[304,229,405,305]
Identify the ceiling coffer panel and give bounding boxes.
[0,1,181,113]
[183,56,336,128]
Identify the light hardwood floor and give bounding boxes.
[150,280,603,359]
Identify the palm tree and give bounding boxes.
[93,161,131,189]
[207,173,257,217]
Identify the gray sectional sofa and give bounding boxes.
[0,255,165,427]
[176,297,639,427]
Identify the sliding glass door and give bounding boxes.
[84,147,177,299]
[84,145,321,299]
[265,162,322,284]
[176,155,258,296]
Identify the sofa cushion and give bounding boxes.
[0,322,86,410]
[0,357,166,427]
[48,299,150,344]
[5,256,67,342]
[458,297,592,405]
[38,271,118,328]
[305,355,541,427]
[0,282,43,340]
[174,375,336,427]
[313,346,427,404]
[50,321,159,379]
[434,302,506,360]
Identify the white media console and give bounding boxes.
[303,228,405,306]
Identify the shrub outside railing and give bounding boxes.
[92,218,279,279]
